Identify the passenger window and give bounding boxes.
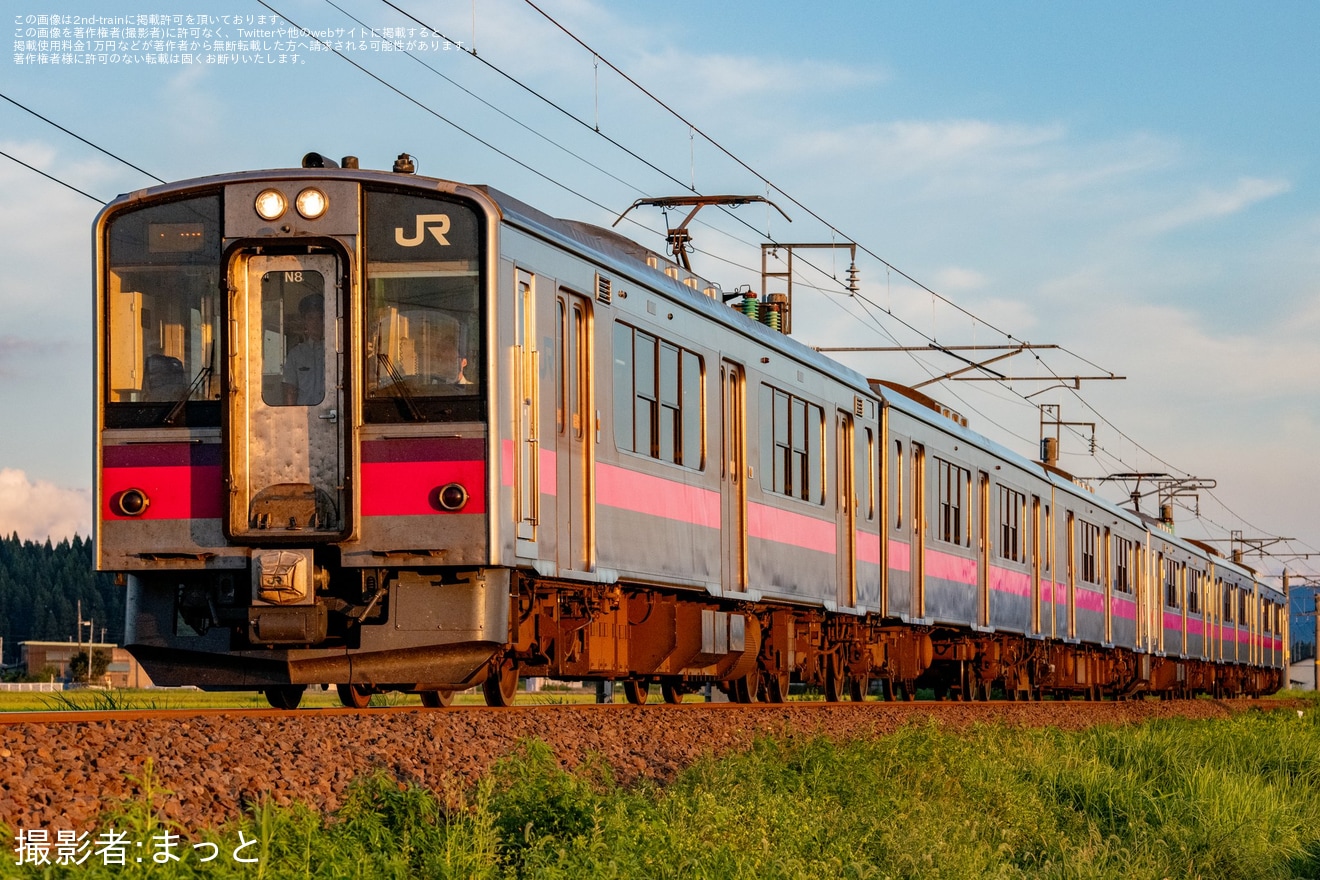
[614,321,703,468]
[894,440,903,529]
[363,189,482,420]
[762,384,824,503]
[260,271,327,407]
[105,194,222,417]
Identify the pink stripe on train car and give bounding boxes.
[924,548,977,586]
[857,533,882,566]
[1039,581,1066,604]
[1075,589,1105,614]
[747,502,835,554]
[1112,595,1137,621]
[498,440,557,496]
[596,462,720,528]
[989,566,1031,598]
[888,539,911,573]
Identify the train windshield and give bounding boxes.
[104,194,222,425]
[364,188,484,422]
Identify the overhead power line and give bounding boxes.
[0,90,164,183]
[0,147,103,202]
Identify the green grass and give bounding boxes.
[5,703,1320,878]
[0,685,619,713]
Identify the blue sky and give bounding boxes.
[2,1,1319,597]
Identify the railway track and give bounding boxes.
[0,698,1297,834]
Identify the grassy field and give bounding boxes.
[5,694,1320,878]
[0,684,610,712]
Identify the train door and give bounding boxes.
[1135,543,1147,651]
[836,411,857,608]
[1156,551,1166,654]
[720,360,747,594]
[1041,499,1057,639]
[1103,528,1113,644]
[227,253,346,539]
[1031,496,1042,635]
[555,290,594,573]
[1061,509,1071,641]
[886,438,907,618]
[514,270,538,555]
[912,443,926,619]
[977,471,990,628]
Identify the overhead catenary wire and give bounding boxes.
[257,0,620,219]
[322,0,646,198]
[0,147,103,203]
[0,91,165,184]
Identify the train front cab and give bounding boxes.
[96,170,511,705]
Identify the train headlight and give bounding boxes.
[436,483,469,512]
[295,187,328,220]
[254,188,287,221]
[114,488,150,517]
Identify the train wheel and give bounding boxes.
[265,685,305,710]
[824,654,845,702]
[482,658,519,707]
[764,670,790,703]
[848,675,870,702]
[336,684,371,709]
[623,681,651,705]
[420,690,454,708]
[732,666,761,704]
[661,682,686,704]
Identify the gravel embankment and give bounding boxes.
[0,699,1266,833]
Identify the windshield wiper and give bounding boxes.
[375,353,425,421]
[162,363,214,426]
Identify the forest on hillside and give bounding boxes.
[0,533,123,667]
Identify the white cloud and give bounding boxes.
[0,469,91,542]
[931,266,987,292]
[632,49,885,108]
[1138,177,1292,235]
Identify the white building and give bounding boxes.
[1287,659,1316,691]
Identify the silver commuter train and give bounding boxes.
[94,154,1286,707]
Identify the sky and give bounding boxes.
[2,1,1319,604]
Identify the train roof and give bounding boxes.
[476,183,880,399]
[876,382,1275,591]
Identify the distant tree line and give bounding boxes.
[0,533,123,667]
